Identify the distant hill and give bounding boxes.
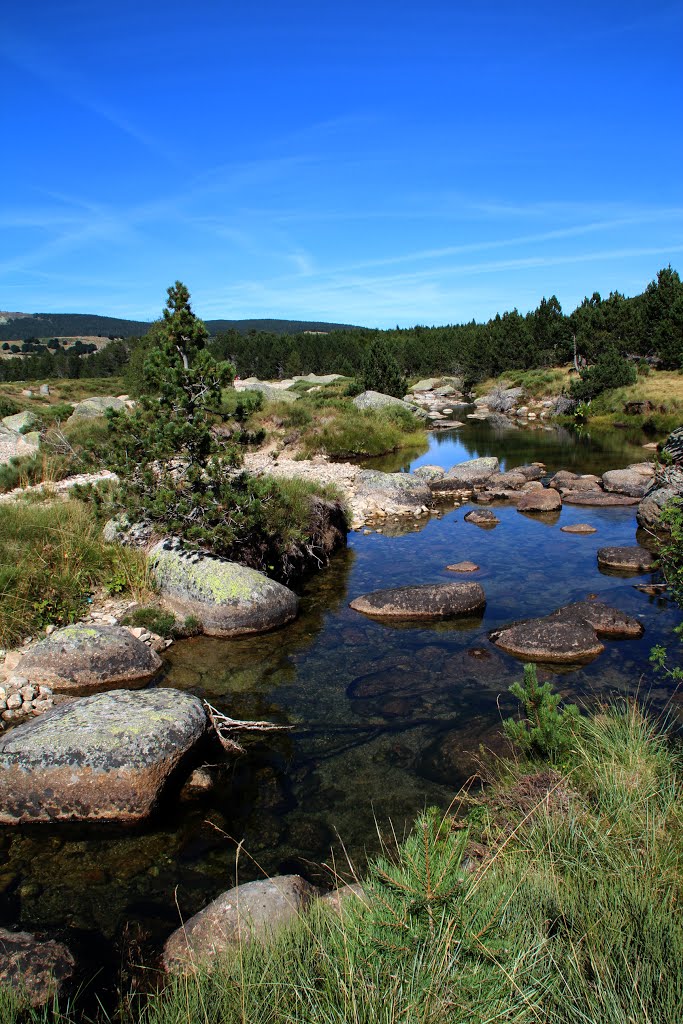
[0,312,361,342]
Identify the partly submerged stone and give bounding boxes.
[0,688,208,824]
[15,624,162,695]
[560,523,597,534]
[464,509,500,527]
[491,617,605,664]
[446,560,480,573]
[149,540,298,637]
[636,486,680,532]
[164,875,318,972]
[597,546,656,574]
[548,600,644,638]
[0,928,75,1007]
[563,491,639,507]
[516,488,562,514]
[445,457,500,485]
[69,396,126,419]
[355,470,431,514]
[349,582,485,620]
[601,465,655,498]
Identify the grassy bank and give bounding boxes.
[583,370,683,434]
[250,386,428,459]
[0,500,149,647]
[4,700,679,1023]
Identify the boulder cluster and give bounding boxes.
[401,376,469,427]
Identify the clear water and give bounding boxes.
[1,420,680,978]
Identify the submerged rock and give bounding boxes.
[164,875,317,972]
[446,560,480,573]
[350,582,486,620]
[15,624,162,695]
[464,509,500,526]
[560,523,597,534]
[0,928,75,1007]
[0,689,208,824]
[563,491,639,507]
[149,540,298,636]
[597,546,656,574]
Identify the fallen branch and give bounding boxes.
[204,701,291,755]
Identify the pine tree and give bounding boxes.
[361,336,406,397]
[504,664,579,761]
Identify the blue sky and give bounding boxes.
[1,0,682,327]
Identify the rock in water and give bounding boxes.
[597,546,656,574]
[15,624,162,695]
[601,465,654,498]
[349,582,485,620]
[548,600,644,638]
[149,540,298,636]
[446,560,480,572]
[563,491,639,506]
[560,523,597,534]
[164,876,317,972]
[492,618,605,664]
[445,457,500,485]
[0,689,207,824]
[464,509,500,526]
[637,486,681,532]
[0,928,75,1007]
[516,488,562,513]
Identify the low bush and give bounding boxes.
[570,347,637,401]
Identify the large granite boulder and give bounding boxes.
[164,876,318,972]
[354,470,431,515]
[636,486,681,531]
[445,457,499,486]
[69,396,126,419]
[597,546,656,574]
[548,601,644,638]
[0,928,75,1007]
[2,410,37,433]
[0,689,208,824]
[15,624,162,695]
[350,582,485,620]
[0,424,40,465]
[413,464,445,481]
[549,472,601,493]
[601,464,655,498]
[352,391,429,419]
[149,540,298,637]
[516,488,562,514]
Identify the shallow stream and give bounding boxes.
[1,419,681,985]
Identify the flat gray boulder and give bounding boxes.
[149,540,298,637]
[602,465,655,498]
[353,391,428,419]
[413,464,445,481]
[0,688,208,824]
[492,617,605,664]
[355,470,431,514]
[548,600,643,638]
[445,457,499,485]
[561,523,597,534]
[15,624,162,695]
[350,582,485,620]
[597,546,656,574]
[0,928,75,1007]
[516,488,562,514]
[563,491,639,507]
[164,875,317,972]
[69,396,126,419]
[235,380,299,403]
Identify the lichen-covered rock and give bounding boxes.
[492,617,605,663]
[516,488,562,514]
[2,410,37,433]
[0,424,40,466]
[597,546,656,574]
[69,396,126,419]
[548,600,644,638]
[0,928,75,1007]
[445,457,499,485]
[149,540,298,636]
[602,465,655,498]
[164,876,317,972]
[413,464,445,481]
[0,688,207,824]
[355,470,431,515]
[352,390,429,419]
[350,582,485,620]
[15,624,161,695]
[636,486,681,532]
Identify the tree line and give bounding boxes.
[1,266,680,386]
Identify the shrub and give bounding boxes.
[504,663,580,761]
[361,337,406,398]
[570,347,637,401]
